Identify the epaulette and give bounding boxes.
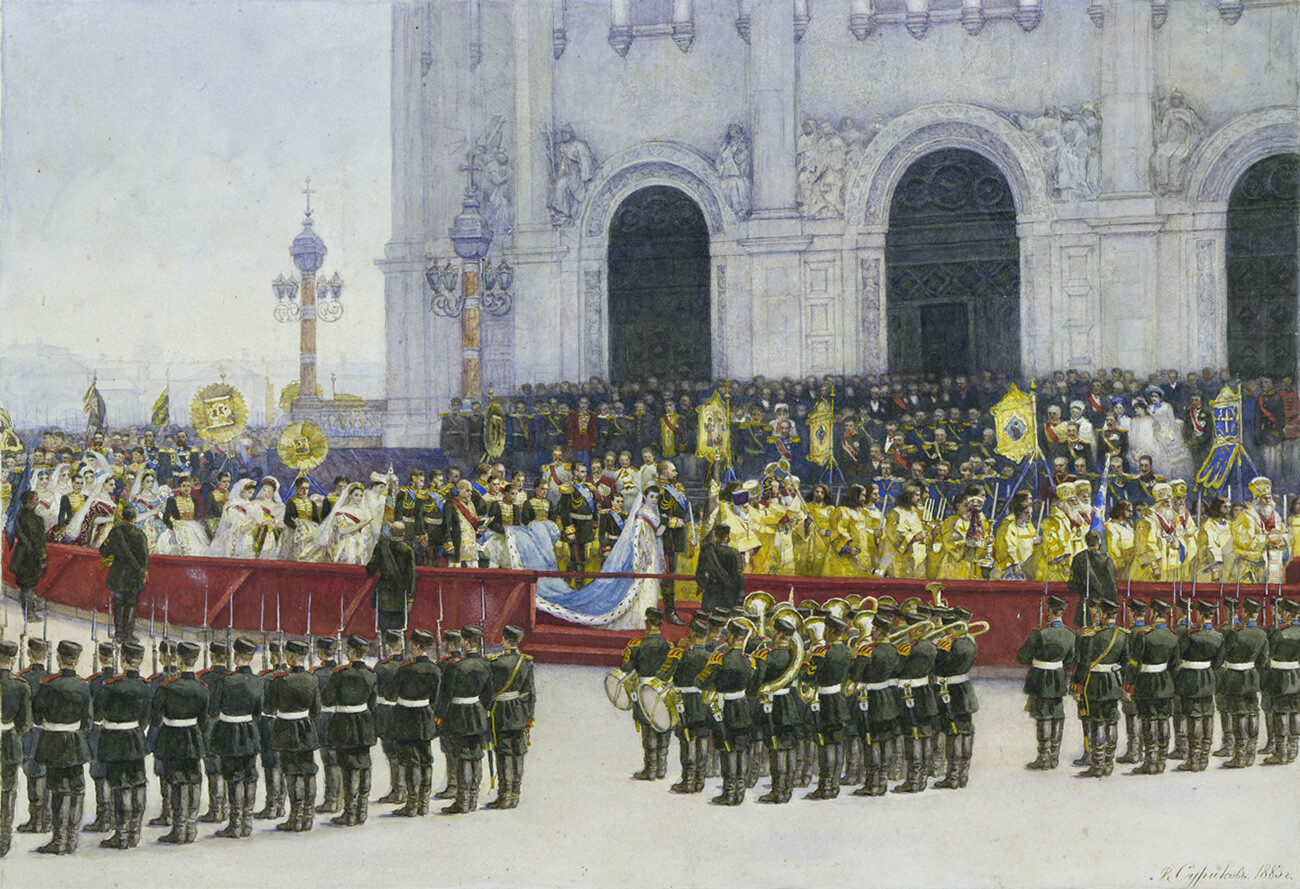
[487,652,502,661]
[88,670,106,681]
[161,675,179,686]
[400,658,416,667]
[105,675,125,684]
[40,673,60,684]
[811,643,828,656]
[624,637,642,652]
[333,664,349,673]
[706,649,725,666]
[1081,627,1096,637]
[520,653,533,662]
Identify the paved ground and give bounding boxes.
[0,605,1297,889]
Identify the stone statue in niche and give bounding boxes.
[1011,104,1100,202]
[795,114,882,219]
[473,115,513,241]
[544,125,597,227]
[1150,89,1206,196]
[713,123,752,217]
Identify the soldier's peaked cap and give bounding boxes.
[410,629,435,647]
[56,640,83,659]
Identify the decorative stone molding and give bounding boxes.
[552,29,568,59]
[1087,2,1103,28]
[583,268,603,376]
[672,21,695,52]
[860,257,882,369]
[715,264,729,377]
[905,11,930,39]
[849,12,874,40]
[1150,88,1207,197]
[794,0,810,41]
[1217,0,1244,25]
[1010,104,1101,201]
[713,124,752,217]
[1196,240,1217,360]
[1187,107,1300,203]
[961,6,986,35]
[1151,0,1167,29]
[609,24,633,56]
[1013,1,1041,32]
[797,114,885,219]
[579,141,731,239]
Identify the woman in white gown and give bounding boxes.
[535,486,666,630]
[32,468,59,536]
[251,477,286,560]
[129,470,170,553]
[1130,393,1194,480]
[63,470,118,549]
[205,479,260,559]
[312,482,375,565]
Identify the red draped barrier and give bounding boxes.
[5,544,1297,665]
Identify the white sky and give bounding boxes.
[0,0,391,412]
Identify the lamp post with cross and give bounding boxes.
[272,179,344,410]
[427,152,514,399]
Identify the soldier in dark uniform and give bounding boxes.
[151,640,209,844]
[253,641,287,820]
[433,625,492,814]
[11,490,46,619]
[485,625,535,810]
[1016,595,1075,770]
[366,522,418,634]
[93,641,150,850]
[322,635,377,826]
[1221,597,1270,768]
[557,479,597,581]
[1072,599,1127,778]
[99,506,149,643]
[933,606,980,789]
[695,525,746,613]
[1125,598,1180,774]
[207,636,263,839]
[1212,597,1241,758]
[145,639,179,828]
[747,614,800,803]
[387,628,441,817]
[418,473,446,567]
[620,608,672,781]
[1262,598,1300,765]
[196,641,230,825]
[432,630,463,801]
[802,614,852,800]
[16,638,51,835]
[891,614,939,793]
[656,462,691,625]
[1115,599,1148,765]
[374,629,406,806]
[0,639,34,857]
[849,613,902,796]
[32,640,93,855]
[311,637,342,815]
[697,620,756,806]
[440,397,469,468]
[266,638,321,832]
[82,641,117,834]
[1175,600,1225,772]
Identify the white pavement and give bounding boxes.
[0,605,1297,889]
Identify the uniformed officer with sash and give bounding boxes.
[697,620,756,806]
[387,628,441,817]
[266,639,321,832]
[434,624,492,814]
[1221,597,1270,768]
[207,636,263,839]
[1175,600,1225,772]
[322,635,377,826]
[0,639,33,856]
[1072,599,1127,778]
[1017,595,1075,770]
[486,626,535,810]
[94,641,150,850]
[32,640,93,855]
[152,640,209,845]
[1125,598,1179,774]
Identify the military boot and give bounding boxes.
[216,781,242,838]
[1170,714,1189,760]
[691,738,707,793]
[83,777,112,832]
[34,792,64,854]
[632,730,656,780]
[958,734,974,787]
[758,749,781,802]
[441,761,474,814]
[316,764,342,813]
[891,736,925,793]
[1223,715,1249,768]
[704,736,721,778]
[158,784,186,844]
[888,736,905,781]
[1079,723,1108,778]
[1134,719,1158,774]
[254,766,279,819]
[199,772,226,823]
[127,786,146,848]
[1101,721,1118,776]
[331,769,357,826]
[276,777,299,832]
[184,783,201,843]
[670,738,696,794]
[0,789,17,856]
[1243,712,1260,766]
[379,761,406,804]
[1116,714,1139,764]
[1026,720,1053,770]
[843,736,864,786]
[17,775,51,833]
[355,770,371,824]
[1071,726,1091,767]
[486,755,511,809]
[655,733,671,780]
[1048,719,1064,769]
[393,765,420,816]
[434,760,459,800]
[935,735,962,788]
[298,775,316,831]
[1260,712,1277,757]
[148,779,173,828]
[100,787,128,849]
[417,765,433,815]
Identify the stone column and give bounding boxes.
[748,0,797,220]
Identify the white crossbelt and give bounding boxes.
[1179,661,1211,670]
[769,687,790,696]
[677,686,701,694]
[817,684,843,695]
[1032,660,1064,670]
[1270,660,1300,670]
[494,691,524,702]
[1090,664,1121,673]
[42,721,81,732]
[277,710,310,720]
[942,673,970,685]
[863,680,895,692]
[721,691,746,701]
[1225,662,1256,671]
[333,703,369,714]
[162,717,198,728]
[395,698,430,708]
[218,714,254,724]
[898,677,930,689]
[451,696,481,705]
[101,720,141,731]
[1139,663,1168,673]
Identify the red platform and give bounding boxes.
[5,544,1297,667]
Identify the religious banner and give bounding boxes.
[190,382,248,444]
[151,387,170,428]
[991,383,1036,463]
[695,390,731,466]
[806,398,834,468]
[1196,384,1252,494]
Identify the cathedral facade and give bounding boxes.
[380,0,1299,446]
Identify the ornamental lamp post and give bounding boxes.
[273,179,344,409]
[427,152,513,399]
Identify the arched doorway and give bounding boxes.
[885,149,1020,378]
[1226,153,1300,379]
[607,186,711,384]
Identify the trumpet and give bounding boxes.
[885,621,933,644]
[922,619,991,643]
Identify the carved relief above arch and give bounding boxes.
[577,141,733,243]
[843,103,1052,230]
[1187,107,1300,204]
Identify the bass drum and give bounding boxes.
[604,668,634,711]
[638,677,681,733]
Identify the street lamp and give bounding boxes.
[273,179,344,407]
[427,152,514,398]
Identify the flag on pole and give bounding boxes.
[991,383,1037,463]
[151,388,170,428]
[83,377,107,434]
[695,391,731,466]
[806,398,834,468]
[1091,457,1109,547]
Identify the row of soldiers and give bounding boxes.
[1015,594,1300,777]
[0,623,536,856]
[617,597,980,805]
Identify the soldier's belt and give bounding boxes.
[319,705,336,713]
[1089,664,1122,673]
[1138,663,1168,673]
[277,710,311,720]
[102,720,143,731]
[863,680,896,692]
[1224,662,1256,671]
[395,698,431,708]
[942,674,970,685]
[1179,661,1211,670]
[0,721,13,732]
[898,677,930,690]
[333,704,369,714]
[769,688,791,696]
[218,714,254,724]
[494,691,524,702]
[1031,660,1064,671]
[1269,660,1300,670]
[162,717,198,728]
[817,684,843,695]
[677,686,701,694]
[451,696,481,705]
[42,721,81,732]
[720,691,747,701]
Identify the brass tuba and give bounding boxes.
[796,617,827,704]
[744,591,776,639]
[823,598,851,622]
[925,581,948,608]
[757,621,804,704]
